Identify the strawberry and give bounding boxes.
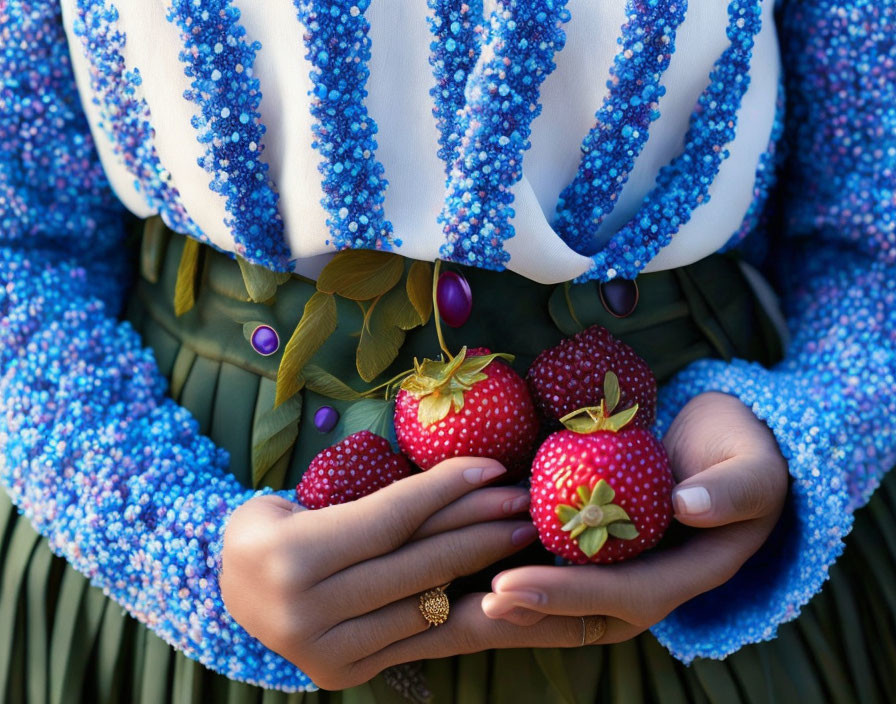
[296,431,412,509]
[529,372,673,563]
[527,325,657,428]
[394,347,540,472]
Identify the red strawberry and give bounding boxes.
[296,431,412,509]
[527,325,657,428]
[394,347,540,472]
[530,372,673,563]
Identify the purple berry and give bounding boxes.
[436,271,473,328]
[250,325,280,356]
[314,406,340,433]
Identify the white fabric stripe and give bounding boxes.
[233,0,330,260]
[366,1,448,263]
[112,0,233,253]
[60,0,151,218]
[643,0,780,272]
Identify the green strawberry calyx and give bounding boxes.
[555,480,639,557]
[399,346,515,427]
[559,371,639,434]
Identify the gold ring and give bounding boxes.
[580,615,607,646]
[418,584,450,627]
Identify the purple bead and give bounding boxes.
[314,406,340,433]
[436,271,473,328]
[250,325,280,356]
[599,279,639,318]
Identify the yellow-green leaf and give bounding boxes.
[302,365,365,401]
[604,371,621,414]
[317,250,404,300]
[380,284,424,331]
[275,292,338,406]
[356,295,406,382]
[592,479,615,505]
[406,260,433,325]
[606,404,639,432]
[174,237,201,317]
[238,256,291,303]
[418,393,453,427]
[556,504,578,524]
[607,522,639,540]
[579,527,609,557]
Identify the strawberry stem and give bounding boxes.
[432,259,453,361]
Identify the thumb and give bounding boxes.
[671,455,783,528]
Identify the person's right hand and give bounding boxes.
[219,456,535,690]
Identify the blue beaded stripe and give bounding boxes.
[437,1,572,270]
[721,78,786,253]
[293,0,399,251]
[72,1,209,244]
[552,0,686,255]
[165,1,291,271]
[579,0,764,282]
[426,0,486,170]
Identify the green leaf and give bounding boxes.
[140,217,167,284]
[333,398,397,447]
[561,513,584,534]
[570,523,587,540]
[606,404,639,432]
[600,504,632,524]
[317,250,404,300]
[555,504,578,524]
[356,294,406,382]
[380,284,424,331]
[302,365,365,401]
[417,393,453,427]
[607,522,639,540]
[406,260,433,325]
[591,479,615,506]
[252,394,303,487]
[577,485,592,505]
[237,256,291,303]
[275,292,338,407]
[578,527,609,558]
[173,237,200,317]
[604,371,621,414]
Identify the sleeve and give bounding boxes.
[649,0,896,662]
[0,1,313,691]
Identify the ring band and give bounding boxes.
[580,615,607,646]
[419,584,450,627]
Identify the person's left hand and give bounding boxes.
[351,392,790,672]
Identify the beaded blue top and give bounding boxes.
[1,0,895,692]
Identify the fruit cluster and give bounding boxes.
[296,324,674,565]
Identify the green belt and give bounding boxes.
[125,219,783,492]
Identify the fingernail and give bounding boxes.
[673,486,712,515]
[481,593,513,617]
[463,464,506,485]
[503,494,530,514]
[511,524,537,546]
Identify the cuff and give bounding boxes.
[649,358,852,663]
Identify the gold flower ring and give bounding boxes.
[418,584,450,627]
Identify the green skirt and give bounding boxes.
[1,222,894,703]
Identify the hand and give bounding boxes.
[349,392,790,667]
[219,457,536,690]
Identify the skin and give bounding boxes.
[221,392,789,690]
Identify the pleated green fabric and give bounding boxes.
[1,224,893,703]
